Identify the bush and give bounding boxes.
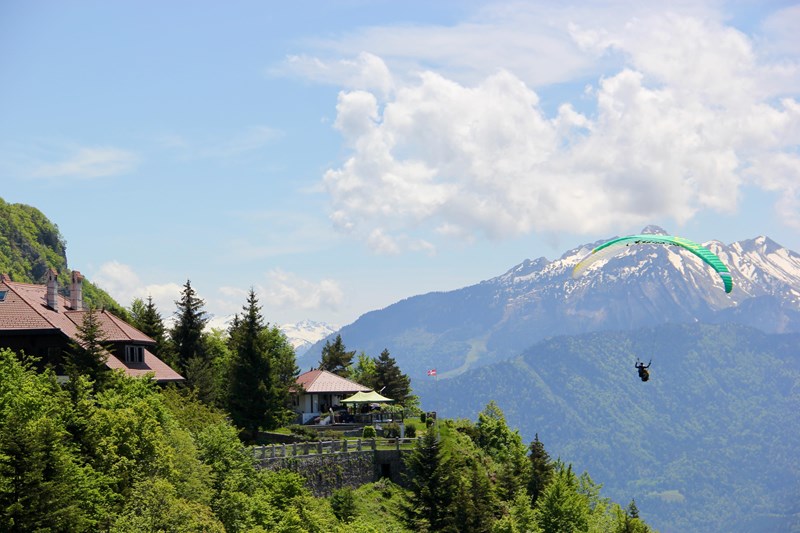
[420,412,427,424]
[405,424,417,438]
[330,487,356,523]
[287,424,317,442]
[362,426,377,439]
[383,423,401,439]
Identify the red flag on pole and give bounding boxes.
[427,369,437,376]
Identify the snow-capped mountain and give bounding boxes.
[298,226,800,378]
[280,320,339,356]
[204,315,337,356]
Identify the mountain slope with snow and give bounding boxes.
[298,226,800,378]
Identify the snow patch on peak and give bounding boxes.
[280,320,339,354]
[641,225,669,235]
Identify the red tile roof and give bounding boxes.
[296,369,371,393]
[0,275,182,383]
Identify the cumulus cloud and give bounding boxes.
[260,269,344,312]
[91,261,183,315]
[31,146,138,179]
[318,7,800,251]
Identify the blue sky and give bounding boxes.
[2,1,798,328]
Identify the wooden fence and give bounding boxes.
[252,437,419,461]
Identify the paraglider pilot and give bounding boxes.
[635,359,651,382]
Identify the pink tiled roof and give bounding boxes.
[0,276,182,382]
[296,369,371,393]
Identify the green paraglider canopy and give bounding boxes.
[573,234,733,293]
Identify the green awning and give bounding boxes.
[341,390,393,403]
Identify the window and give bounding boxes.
[0,290,6,302]
[125,345,144,364]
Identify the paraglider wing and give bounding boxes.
[572,234,733,293]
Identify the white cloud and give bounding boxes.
[91,261,183,317]
[260,269,344,312]
[279,52,394,98]
[31,146,137,179]
[318,6,800,251]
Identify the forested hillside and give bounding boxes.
[414,323,800,533]
[0,198,126,316]
[0,198,658,532]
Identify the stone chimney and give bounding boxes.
[46,268,59,311]
[70,270,84,311]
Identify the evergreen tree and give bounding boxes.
[534,464,590,533]
[403,425,456,532]
[261,324,300,429]
[170,280,208,373]
[450,432,499,533]
[318,334,355,377]
[528,433,554,507]
[66,306,112,391]
[129,296,167,358]
[373,348,412,403]
[226,289,298,439]
[227,288,271,441]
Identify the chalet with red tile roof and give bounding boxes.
[0,270,182,383]
[294,369,371,423]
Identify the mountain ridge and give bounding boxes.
[299,226,800,378]
[414,322,800,533]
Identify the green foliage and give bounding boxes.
[362,425,377,439]
[533,464,590,533]
[403,425,457,532]
[373,348,412,403]
[0,350,97,532]
[319,334,355,377]
[170,279,209,374]
[383,422,401,438]
[528,433,554,507]
[350,351,377,388]
[0,346,657,533]
[0,199,67,283]
[66,307,113,391]
[128,296,167,358]
[0,198,127,317]
[330,487,357,522]
[226,289,300,440]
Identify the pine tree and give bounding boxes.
[130,296,167,358]
[227,288,269,441]
[318,334,355,377]
[373,349,411,403]
[66,306,112,391]
[261,324,300,429]
[534,464,590,533]
[403,425,456,532]
[528,433,554,507]
[170,280,208,373]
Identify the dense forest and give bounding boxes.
[0,198,656,531]
[0,346,655,532]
